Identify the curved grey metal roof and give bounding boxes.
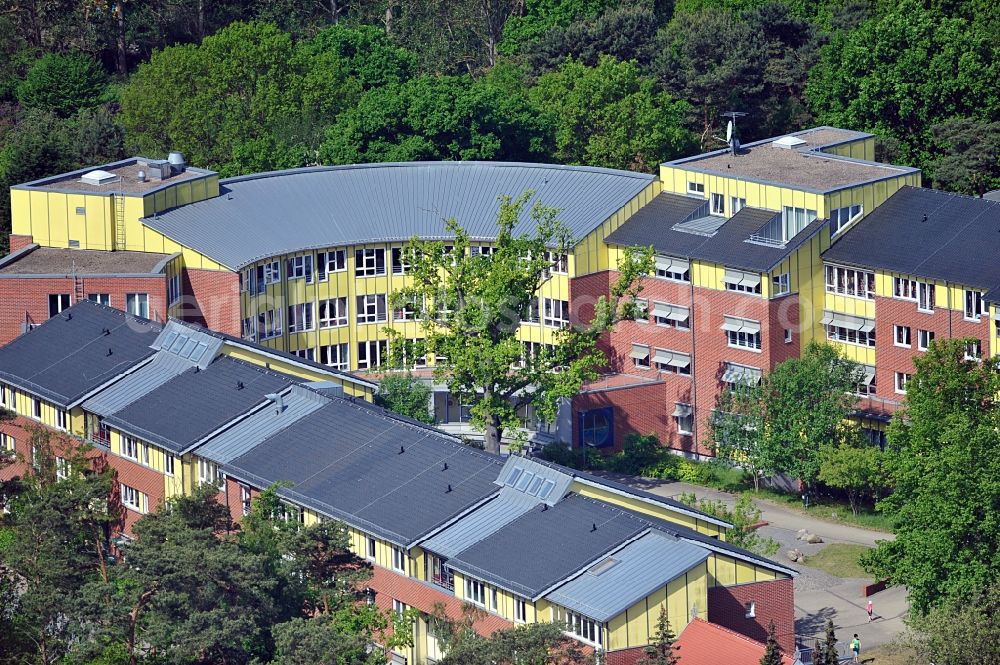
[141,162,656,269]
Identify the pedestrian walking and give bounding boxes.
[867,599,874,622]
[851,634,861,663]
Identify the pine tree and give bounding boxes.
[823,619,839,665]
[760,620,783,665]
[813,638,826,665]
[639,606,680,665]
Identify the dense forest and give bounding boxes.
[1,0,999,254]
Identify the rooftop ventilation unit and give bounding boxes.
[772,135,807,149]
[81,170,117,186]
[168,151,186,174]
[137,158,171,181]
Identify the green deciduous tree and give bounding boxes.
[818,431,886,516]
[903,587,1000,665]
[17,52,110,117]
[639,605,680,665]
[709,382,770,490]
[861,338,1000,614]
[678,492,778,556]
[386,191,653,455]
[375,374,434,424]
[438,618,594,665]
[529,56,696,171]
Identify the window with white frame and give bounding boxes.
[366,536,376,560]
[633,298,648,323]
[781,206,817,241]
[48,293,71,318]
[465,578,486,606]
[544,251,569,274]
[687,181,704,195]
[710,193,725,215]
[356,294,388,324]
[164,453,174,475]
[524,296,540,324]
[895,372,911,394]
[262,260,281,284]
[565,611,602,647]
[316,250,347,280]
[652,302,690,330]
[471,245,495,257]
[258,309,282,339]
[630,344,650,369]
[240,484,252,516]
[654,349,691,375]
[655,256,690,282]
[730,196,746,214]
[392,545,407,573]
[894,277,918,301]
[167,274,181,304]
[287,303,315,332]
[320,343,350,370]
[391,247,412,275]
[241,317,257,341]
[826,265,874,299]
[727,329,761,350]
[32,397,41,419]
[0,432,13,453]
[490,587,498,611]
[31,444,40,471]
[392,599,408,618]
[674,403,694,434]
[829,204,863,235]
[286,255,313,282]
[0,384,6,407]
[543,298,569,328]
[198,458,221,488]
[55,456,68,481]
[122,436,138,460]
[88,293,111,306]
[393,295,423,322]
[894,325,911,347]
[141,442,150,466]
[318,298,348,328]
[126,293,149,318]
[355,248,386,277]
[744,601,756,618]
[293,348,315,361]
[917,329,935,351]
[965,289,986,321]
[121,484,145,512]
[357,340,387,370]
[514,597,527,623]
[918,281,935,312]
[772,272,791,296]
[826,324,875,347]
[965,340,982,360]
[724,270,762,294]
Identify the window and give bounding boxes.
[744,602,756,618]
[674,403,694,435]
[355,248,386,277]
[565,611,602,647]
[544,251,569,275]
[164,454,174,475]
[286,255,313,282]
[87,293,110,306]
[630,344,650,369]
[465,578,486,606]
[366,537,376,560]
[784,328,793,344]
[633,298,648,323]
[917,329,935,351]
[240,484,252,516]
[293,348,315,361]
[781,206,817,241]
[126,293,149,318]
[287,303,314,332]
[965,340,982,360]
[427,554,454,590]
[357,294,387,324]
[393,295,423,322]
[471,245,495,257]
[918,282,935,312]
[392,546,407,573]
[391,247,412,275]
[687,181,704,195]
[655,256,690,282]
[31,444,40,471]
[5,387,14,412]
[392,599,408,618]
[32,398,42,419]
[727,329,761,350]
[167,274,181,304]
[723,270,762,295]
[241,317,257,341]
[514,597,527,623]
[0,433,13,452]
[258,309,282,339]
[0,385,5,408]
[543,298,569,328]
[320,343,350,371]
[357,340,387,370]
[525,297,540,324]
[652,302,690,330]
[826,265,875,299]
[965,289,986,321]
[121,484,145,512]
[710,192,725,215]
[894,325,911,348]
[54,407,66,430]
[141,443,150,466]
[895,372,911,394]
[894,277,917,301]
[316,250,347,280]
[252,265,266,294]
[829,204,863,235]
[772,273,790,296]
[55,456,68,481]
[198,459,221,487]
[317,298,348,328]
[48,293,71,318]
[730,197,746,214]
[654,349,691,375]
[826,324,876,347]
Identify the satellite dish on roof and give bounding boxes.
[726,121,733,143]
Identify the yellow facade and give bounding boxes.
[605,563,709,651]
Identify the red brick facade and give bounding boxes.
[181,268,241,336]
[707,577,795,655]
[605,646,647,665]
[105,448,167,534]
[9,234,33,253]
[0,275,168,346]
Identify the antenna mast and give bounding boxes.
[721,111,746,155]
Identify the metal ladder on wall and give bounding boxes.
[113,177,126,251]
[72,261,84,304]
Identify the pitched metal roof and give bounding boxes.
[823,186,1000,295]
[81,352,196,417]
[605,193,824,273]
[103,355,295,453]
[0,300,160,407]
[141,162,656,269]
[220,400,505,545]
[196,384,329,464]
[546,530,709,622]
[421,487,543,559]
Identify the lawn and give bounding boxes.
[750,487,896,532]
[803,543,872,578]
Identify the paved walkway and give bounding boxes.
[596,473,906,652]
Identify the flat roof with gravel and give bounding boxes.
[0,246,171,276]
[16,158,215,196]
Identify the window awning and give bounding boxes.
[721,316,761,334]
[723,269,762,289]
[654,349,691,368]
[721,363,762,385]
[652,302,690,322]
[629,344,649,360]
[820,310,874,332]
[672,403,693,417]
[861,365,876,386]
[655,256,689,274]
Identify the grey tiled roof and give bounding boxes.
[823,186,1000,295]
[221,400,505,545]
[0,300,160,406]
[546,530,709,622]
[103,355,295,453]
[142,162,656,269]
[605,193,824,272]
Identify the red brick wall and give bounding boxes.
[181,268,241,336]
[0,275,167,346]
[0,415,43,483]
[574,382,684,454]
[105,450,166,535]
[8,234,33,252]
[606,646,647,665]
[707,577,795,655]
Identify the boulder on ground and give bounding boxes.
[806,533,824,544]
